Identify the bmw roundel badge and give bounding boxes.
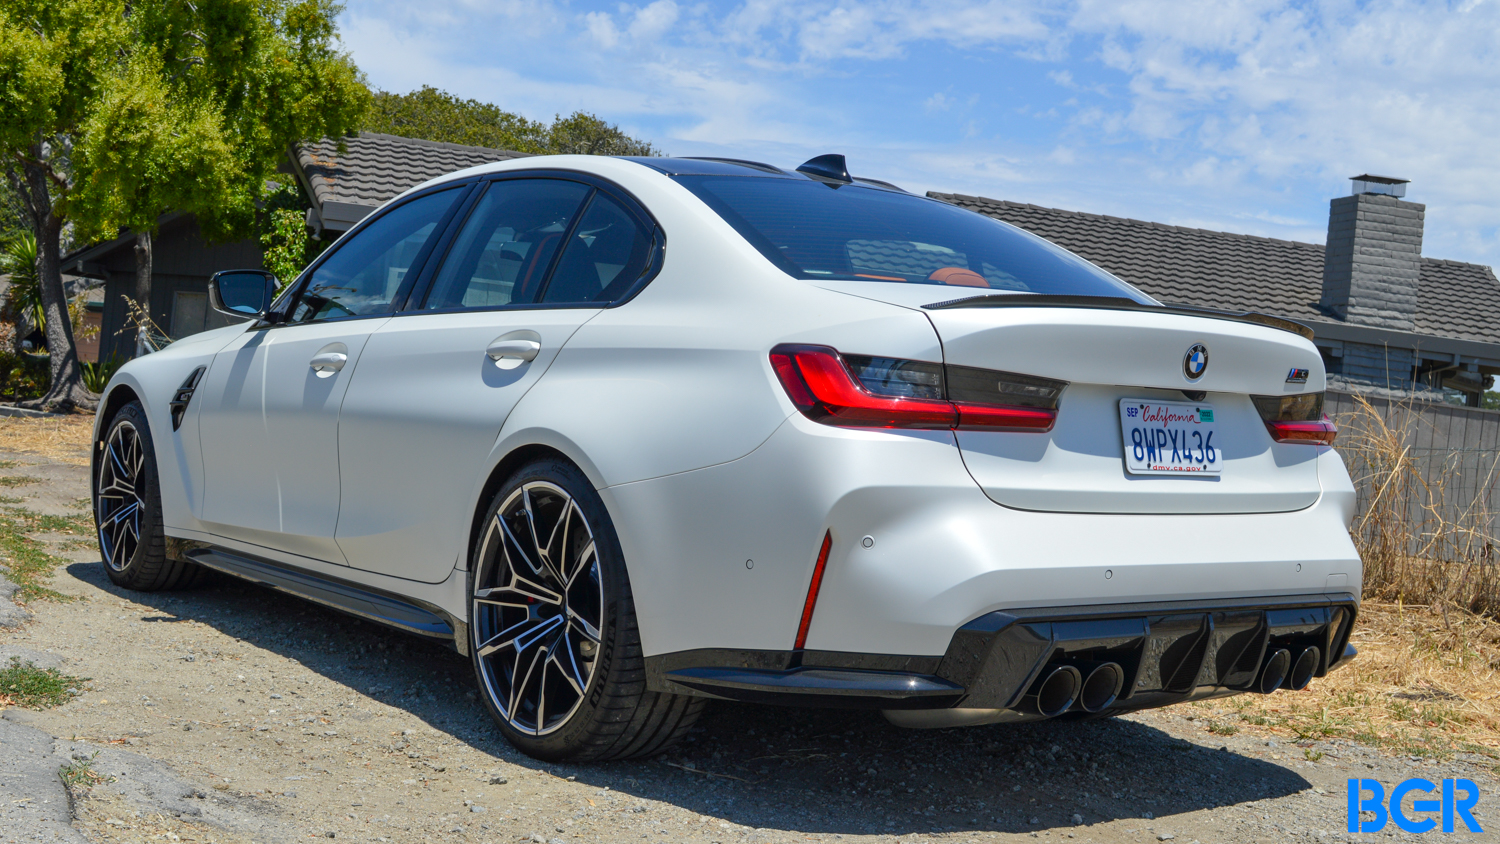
[1183,343,1209,380]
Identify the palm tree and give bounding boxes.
[1,232,45,352]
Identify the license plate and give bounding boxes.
[1119,399,1222,474]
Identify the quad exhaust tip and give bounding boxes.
[1257,648,1292,694]
[1023,665,1082,718]
[1286,646,1320,692]
[1079,662,1124,713]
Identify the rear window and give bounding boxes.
[675,176,1151,300]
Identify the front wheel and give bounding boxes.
[93,401,205,591]
[469,458,703,761]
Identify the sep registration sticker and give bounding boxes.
[1119,399,1222,475]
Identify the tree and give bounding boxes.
[0,0,128,409]
[366,86,548,153]
[258,181,326,289]
[546,111,659,156]
[70,0,368,362]
[69,46,237,353]
[364,86,659,156]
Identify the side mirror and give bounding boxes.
[208,270,278,320]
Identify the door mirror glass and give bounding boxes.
[209,270,277,318]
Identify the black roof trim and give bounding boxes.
[680,156,787,175]
[621,156,803,178]
[852,176,909,194]
[922,294,1316,341]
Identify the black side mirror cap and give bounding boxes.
[208,270,278,321]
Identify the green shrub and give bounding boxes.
[0,349,48,400]
[81,353,124,393]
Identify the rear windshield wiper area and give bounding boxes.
[920,294,1315,341]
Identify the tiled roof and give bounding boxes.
[295,132,529,209]
[929,192,1500,347]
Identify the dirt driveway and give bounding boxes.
[1,444,1494,843]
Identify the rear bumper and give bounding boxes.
[607,413,1362,660]
[647,592,1357,719]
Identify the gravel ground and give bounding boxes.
[1,451,1495,843]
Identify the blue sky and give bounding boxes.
[339,0,1500,269]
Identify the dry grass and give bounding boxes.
[1190,601,1500,761]
[1338,393,1500,614]
[0,414,93,465]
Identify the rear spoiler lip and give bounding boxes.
[921,294,1316,342]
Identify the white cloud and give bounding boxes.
[341,0,1500,265]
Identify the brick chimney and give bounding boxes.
[1319,175,1424,330]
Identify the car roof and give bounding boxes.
[618,156,910,193]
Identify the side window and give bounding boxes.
[541,192,654,304]
[288,187,461,323]
[421,179,591,310]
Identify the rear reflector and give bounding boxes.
[1252,392,1337,445]
[794,531,834,650]
[770,344,1062,432]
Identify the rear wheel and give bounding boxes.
[93,401,206,591]
[469,458,703,761]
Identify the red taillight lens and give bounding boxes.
[770,345,955,429]
[1265,417,1338,445]
[1252,393,1337,445]
[954,401,1057,432]
[770,344,1061,432]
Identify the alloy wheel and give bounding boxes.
[473,481,604,736]
[96,421,146,572]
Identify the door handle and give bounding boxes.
[309,351,347,373]
[486,339,541,363]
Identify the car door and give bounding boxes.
[195,185,468,562]
[335,177,660,582]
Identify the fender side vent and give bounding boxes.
[169,366,207,431]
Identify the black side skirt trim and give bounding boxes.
[662,666,963,709]
[166,537,456,641]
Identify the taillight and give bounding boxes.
[770,344,1063,432]
[1252,393,1337,445]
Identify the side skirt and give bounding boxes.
[166,537,461,645]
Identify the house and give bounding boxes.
[60,133,528,361]
[930,176,1500,406]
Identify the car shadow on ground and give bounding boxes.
[67,561,1310,838]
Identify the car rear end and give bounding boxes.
[618,159,1359,724]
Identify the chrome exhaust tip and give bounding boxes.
[1022,665,1082,718]
[1286,647,1320,691]
[1078,662,1124,713]
[1257,648,1292,694]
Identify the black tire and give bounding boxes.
[93,401,206,591]
[468,457,704,761]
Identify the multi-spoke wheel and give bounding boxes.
[92,401,204,591]
[97,418,146,571]
[473,480,603,735]
[469,458,704,761]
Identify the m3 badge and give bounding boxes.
[1286,368,1310,384]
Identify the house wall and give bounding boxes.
[96,215,263,361]
[1338,341,1416,390]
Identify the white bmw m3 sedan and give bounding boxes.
[91,153,1361,761]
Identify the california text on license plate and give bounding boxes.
[1118,399,1222,474]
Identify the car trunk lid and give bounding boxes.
[901,291,1328,515]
